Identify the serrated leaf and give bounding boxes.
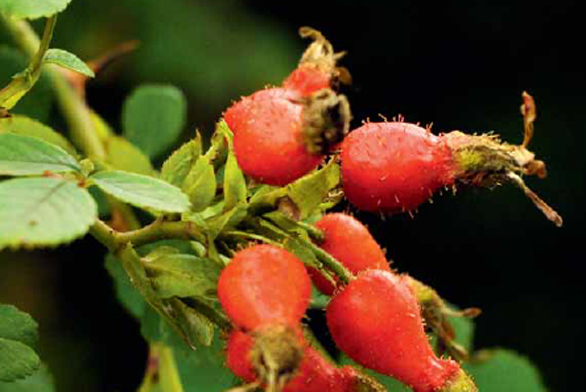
[0,364,55,392]
[0,338,40,382]
[206,204,248,240]
[250,159,340,219]
[182,158,216,212]
[122,85,187,158]
[160,135,203,188]
[142,253,221,299]
[465,349,547,392]
[168,298,214,347]
[42,49,94,77]
[105,254,147,320]
[0,305,38,348]
[0,177,97,249]
[0,116,76,156]
[90,170,190,213]
[0,134,80,176]
[0,0,72,19]
[223,151,247,211]
[104,135,154,175]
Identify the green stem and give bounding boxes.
[256,218,353,284]
[0,16,56,108]
[0,15,106,160]
[296,236,353,284]
[90,218,207,252]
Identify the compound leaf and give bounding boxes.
[0,177,97,249]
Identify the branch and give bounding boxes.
[0,15,106,160]
[90,219,207,252]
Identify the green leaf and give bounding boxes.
[0,305,38,348]
[42,49,94,77]
[182,158,216,212]
[104,135,154,175]
[160,135,203,188]
[0,339,39,382]
[223,149,247,211]
[0,364,55,392]
[0,0,72,19]
[283,237,322,270]
[167,298,214,347]
[205,204,248,240]
[0,177,97,249]
[0,134,80,176]
[250,159,341,219]
[142,253,221,300]
[173,335,237,392]
[465,349,548,392]
[105,254,147,320]
[90,170,190,213]
[0,116,76,156]
[0,305,44,383]
[122,85,187,158]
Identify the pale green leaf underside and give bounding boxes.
[91,170,190,213]
[0,0,72,19]
[0,305,38,348]
[0,364,55,392]
[122,84,187,158]
[0,116,76,156]
[0,338,39,382]
[0,134,80,176]
[43,49,94,78]
[0,177,97,249]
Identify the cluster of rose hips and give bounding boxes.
[215,28,561,392]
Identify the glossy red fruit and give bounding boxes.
[224,88,323,186]
[308,213,391,295]
[326,270,460,392]
[341,121,456,214]
[218,244,312,330]
[225,330,356,392]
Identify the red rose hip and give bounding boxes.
[326,270,475,392]
[218,244,311,330]
[308,213,391,295]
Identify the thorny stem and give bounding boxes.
[0,15,106,159]
[90,218,207,252]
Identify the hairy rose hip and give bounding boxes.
[326,270,477,392]
[225,330,386,392]
[218,244,311,330]
[341,106,562,226]
[224,28,351,186]
[308,213,391,295]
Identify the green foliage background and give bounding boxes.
[0,1,584,392]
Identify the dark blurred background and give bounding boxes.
[1,1,584,391]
